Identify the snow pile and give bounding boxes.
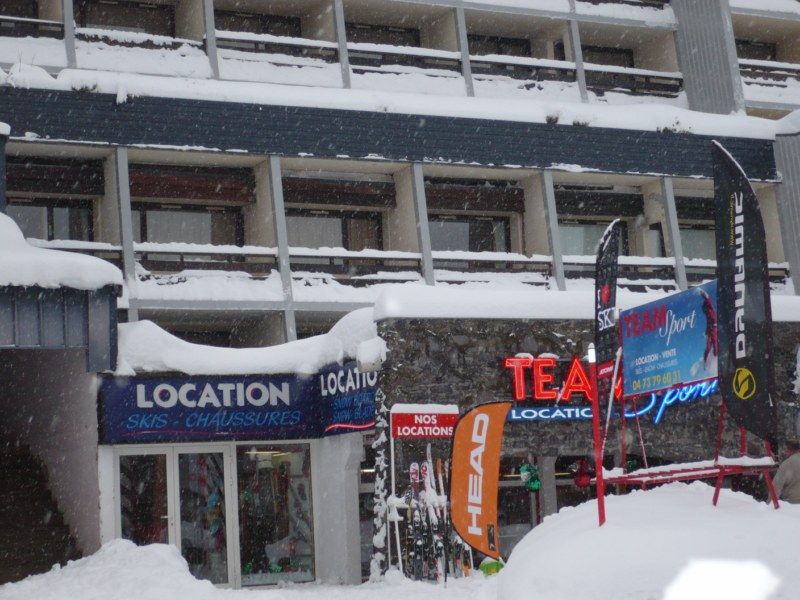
[499,482,800,600]
[0,121,8,136]
[373,286,800,323]
[0,539,496,600]
[115,307,384,376]
[0,213,122,290]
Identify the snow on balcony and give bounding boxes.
[216,31,344,88]
[741,58,800,108]
[474,0,675,26]
[730,0,800,18]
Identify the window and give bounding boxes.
[131,205,240,245]
[558,220,628,256]
[76,0,175,37]
[215,11,301,37]
[429,215,509,253]
[345,22,420,47]
[6,200,93,241]
[0,0,37,19]
[286,210,382,251]
[679,226,715,260]
[736,39,777,62]
[583,45,634,68]
[468,34,531,58]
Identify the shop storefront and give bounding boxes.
[98,361,377,587]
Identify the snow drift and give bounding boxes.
[115,307,385,376]
[0,213,122,290]
[499,482,800,600]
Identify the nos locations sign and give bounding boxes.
[99,361,378,444]
[621,280,718,397]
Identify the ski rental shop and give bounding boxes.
[95,316,380,588]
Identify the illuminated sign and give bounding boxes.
[507,379,718,424]
[625,378,718,425]
[503,355,593,402]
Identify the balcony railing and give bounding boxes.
[75,27,202,51]
[578,0,670,8]
[584,63,683,97]
[471,55,577,84]
[739,58,800,85]
[26,240,792,296]
[0,15,63,38]
[216,30,339,63]
[348,42,462,76]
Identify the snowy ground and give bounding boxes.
[0,483,797,600]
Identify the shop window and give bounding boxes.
[76,0,175,37]
[468,34,531,58]
[345,22,420,47]
[0,0,37,19]
[498,486,533,556]
[736,39,777,62]
[679,226,715,260]
[558,220,629,256]
[119,454,169,545]
[286,210,382,251]
[131,204,241,246]
[429,215,510,253]
[6,200,92,241]
[582,45,635,68]
[237,444,314,585]
[215,11,301,37]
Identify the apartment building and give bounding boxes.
[2,0,800,588]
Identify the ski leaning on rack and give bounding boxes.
[408,462,425,580]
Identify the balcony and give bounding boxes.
[0,14,62,38]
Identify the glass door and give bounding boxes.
[174,448,234,585]
[118,452,171,545]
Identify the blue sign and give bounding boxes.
[507,379,719,425]
[99,362,378,444]
[621,281,718,397]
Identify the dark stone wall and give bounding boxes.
[378,317,800,462]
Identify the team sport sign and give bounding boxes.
[621,280,718,397]
[390,404,460,439]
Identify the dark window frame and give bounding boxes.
[582,44,635,68]
[6,197,95,241]
[284,207,384,251]
[131,201,245,246]
[467,33,531,58]
[214,10,302,37]
[75,0,176,38]
[735,38,778,62]
[428,213,512,253]
[345,21,421,47]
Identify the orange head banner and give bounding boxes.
[449,401,512,560]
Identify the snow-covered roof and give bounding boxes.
[0,64,777,140]
[115,308,385,376]
[0,213,122,290]
[0,121,8,136]
[372,286,800,322]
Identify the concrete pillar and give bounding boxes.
[756,185,786,264]
[39,0,63,21]
[523,174,552,256]
[567,1,588,103]
[453,7,474,97]
[100,156,122,244]
[0,131,6,214]
[175,0,204,40]
[538,456,558,518]
[671,0,745,114]
[107,148,138,320]
[389,167,423,253]
[774,133,800,294]
[331,0,351,88]
[200,0,219,78]
[247,163,278,248]
[61,0,77,69]
[311,433,363,584]
[421,10,457,51]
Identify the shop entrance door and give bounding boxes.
[173,448,235,586]
[116,446,237,586]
